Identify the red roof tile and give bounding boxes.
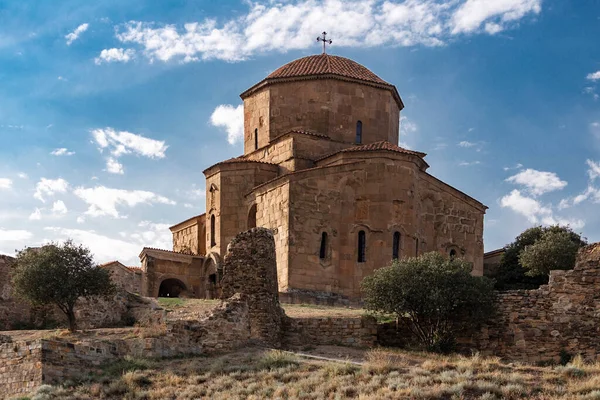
[318,141,426,162]
[267,54,390,86]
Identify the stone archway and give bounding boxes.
[202,252,222,299]
[158,278,187,298]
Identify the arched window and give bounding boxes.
[415,238,419,256]
[357,230,366,262]
[449,249,457,260]
[247,204,257,229]
[254,128,258,150]
[319,232,328,259]
[210,214,216,247]
[392,231,401,260]
[356,121,363,144]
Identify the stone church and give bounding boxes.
[129,53,487,303]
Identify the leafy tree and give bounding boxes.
[519,230,581,276]
[361,252,496,353]
[492,225,586,290]
[12,240,115,332]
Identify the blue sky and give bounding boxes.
[1,0,599,265]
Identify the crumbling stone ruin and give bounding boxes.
[220,227,286,347]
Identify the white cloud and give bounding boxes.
[44,227,141,265]
[51,200,68,216]
[18,172,28,179]
[451,0,541,35]
[587,71,600,81]
[210,104,244,145]
[76,216,85,224]
[503,163,523,171]
[0,178,12,190]
[65,23,89,45]
[0,228,32,241]
[587,159,600,181]
[104,0,542,64]
[28,208,42,221]
[50,148,75,156]
[400,116,418,135]
[506,168,567,196]
[91,128,167,158]
[458,141,476,147]
[500,189,552,223]
[91,128,167,173]
[34,178,69,203]
[106,157,124,174]
[94,48,135,64]
[184,203,194,208]
[73,185,176,218]
[458,160,481,166]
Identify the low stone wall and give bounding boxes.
[284,316,377,348]
[458,244,600,363]
[0,338,43,396]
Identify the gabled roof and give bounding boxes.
[317,140,427,162]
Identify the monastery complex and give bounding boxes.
[105,52,487,303]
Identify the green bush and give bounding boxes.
[361,252,496,353]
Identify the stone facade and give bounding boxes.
[458,243,600,363]
[483,248,504,277]
[170,214,206,255]
[182,54,488,302]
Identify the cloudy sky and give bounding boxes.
[0,0,599,265]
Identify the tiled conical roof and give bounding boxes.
[266,54,390,86]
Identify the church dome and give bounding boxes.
[266,54,391,86]
[240,54,403,109]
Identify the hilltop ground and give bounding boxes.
[13,346,600,400]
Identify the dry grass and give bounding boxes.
[14,347,600,400]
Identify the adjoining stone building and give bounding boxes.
[148,53,487,303]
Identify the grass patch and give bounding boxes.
[157,297,186,309]
[101,356,153,377]
[257,350,299,370]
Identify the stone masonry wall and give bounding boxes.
[284,316,377,348]
[220,228,286,347]
[459,243,600,363]
[0,338,43,396]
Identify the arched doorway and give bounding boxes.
[158,279,187,298]
[204,258,218,299]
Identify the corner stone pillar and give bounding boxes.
[220,228,286,347]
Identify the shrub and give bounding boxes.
[492,225,586,290]
[362,252,496,353]
[257,350,298,370]
[12,240,115,332]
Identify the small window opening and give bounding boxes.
[248,204,257,229]
[358,230,366,262]
[356,121,363,144]
[209,273,217,284]
[319,232,328,259]
[210,214,216,247]
[392,231,401,260]
[449,249,457,260]
[254,128,258,150]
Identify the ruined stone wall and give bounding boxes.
[102,262,143,294]
[284,316,377,348]
[0,338,43,396]
[459,244,600,363]
[220,228,286,347]
[260,80,399,146]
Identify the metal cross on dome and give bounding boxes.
[317,32,332,54]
